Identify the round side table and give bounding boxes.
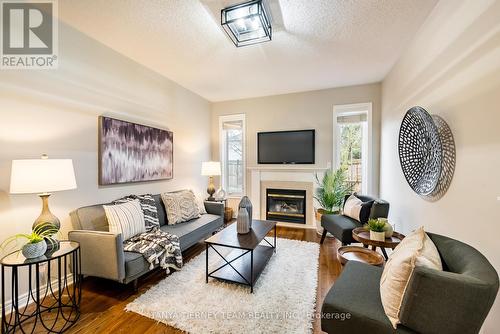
[1,240,82,333]
[338,246,385,267]
[352,227,405,260]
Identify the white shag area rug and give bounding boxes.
[126,237,320,334]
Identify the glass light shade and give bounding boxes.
[10,158,77,194]
[201,161,221,176]
[221,0,271,47]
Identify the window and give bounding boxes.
[334,104,372,194]
[219,114,245,196]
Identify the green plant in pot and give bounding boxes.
[314,167,353,217]
[365,219,387,242]
[1,223,59,259]
[314,168,353,235]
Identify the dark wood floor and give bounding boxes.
[67,226,342,334]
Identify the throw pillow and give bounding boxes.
[380,226,442,328]
[113,194,160,232]
[103,199,146,241]
[161,190,201,225]
[343,194,374,223]
[196,196,207,215]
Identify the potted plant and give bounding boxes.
[1,223,59,259]
[365,219,387,242]
[314,168,353,234]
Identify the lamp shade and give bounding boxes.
[10,158,77,194]
[201,161,221,176]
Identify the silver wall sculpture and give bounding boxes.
[398,106,456,201]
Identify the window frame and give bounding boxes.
[219,114,246,197]
[333,103,373,195]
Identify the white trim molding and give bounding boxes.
[219,114,246,197]
[333,102,374,195]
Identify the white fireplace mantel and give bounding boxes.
[247,165,329,172]
[249,166,328,229]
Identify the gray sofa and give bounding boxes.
[321,232,499,334]
[68,194,224,287]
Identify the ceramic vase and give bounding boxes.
[370,230,386,242]
[237,208,250,234]
[381,219,394,238]
[238,196,253,229]
[22,240,47,259]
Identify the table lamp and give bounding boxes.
[201,161,221,201]
[10,155,77,235]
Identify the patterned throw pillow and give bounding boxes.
[161,190,201,225]
[196,196,207,215]
[113,194,160,232]
[103,199,146,240]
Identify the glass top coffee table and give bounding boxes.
[205,220,276,293]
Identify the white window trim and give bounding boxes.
[219,114,246,197]
[333,103,373,195]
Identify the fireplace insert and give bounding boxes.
[266,188,306,224]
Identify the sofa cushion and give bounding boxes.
[321,214,362,244]
[70,204,108,231]
[123,214,223,279]
[152,194,167,226]
[124,251,149,278]
[321,261,415,334]
[161,214,222,251]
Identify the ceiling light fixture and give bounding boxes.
[221,0,272,47]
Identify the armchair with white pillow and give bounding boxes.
[320,194,390,245]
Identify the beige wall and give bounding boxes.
[210,83,382,204]
[0,22,210,302]
[380,0,500,332]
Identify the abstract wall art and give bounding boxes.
[398,106,455,201]
[99,116,173,185]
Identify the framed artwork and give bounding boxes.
[98,116,173,185]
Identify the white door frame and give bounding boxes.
[218,113,246,197]
[333,102,373,195]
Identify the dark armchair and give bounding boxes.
[321,233,499,334]
[320,194,390,245]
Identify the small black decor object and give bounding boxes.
[238,196,253,228]
[398,106,456,201]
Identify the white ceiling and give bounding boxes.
[59,0,438,102]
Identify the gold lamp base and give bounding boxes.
[206,176,216,201]
[33,193,60,250]
[33,193,60,230]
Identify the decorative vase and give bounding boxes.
[215,188,226,201]
[237,208,250,234]
[370,230,386,242]
[381,219,394,238]
[238,196,253,229]
[22,240,47,259]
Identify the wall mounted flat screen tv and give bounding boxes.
[258,130,315,164]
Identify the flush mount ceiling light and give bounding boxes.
[221,0,272,47]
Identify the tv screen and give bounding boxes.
[258,130,315,164]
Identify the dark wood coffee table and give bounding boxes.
[352,227,405,260]
[205,220,277,293]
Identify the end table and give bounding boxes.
[1,240,82,333]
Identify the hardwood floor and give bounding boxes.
[67,226,343,334]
